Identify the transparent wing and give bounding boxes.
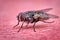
[47,14,59,18]
[38,8,53,12]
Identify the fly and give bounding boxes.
[13,8,59,32]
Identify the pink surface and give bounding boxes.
[0,0,60,40]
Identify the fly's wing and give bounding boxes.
[47,14,59,19]
[38,8,53,12]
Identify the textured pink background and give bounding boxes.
[0,0,60,40]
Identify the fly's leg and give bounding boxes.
[13,21,20,28]
[13,14,21,28]
[42,20,54,23]
[26,22,29,28]
[17,21,24,32]
[32,22,36,32]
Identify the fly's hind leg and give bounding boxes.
[42,20,54,23]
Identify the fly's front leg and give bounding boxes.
[17,21,25,32]
[13,14,21,28]
[13,21,20,28]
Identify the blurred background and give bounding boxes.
[0,0,60,40]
